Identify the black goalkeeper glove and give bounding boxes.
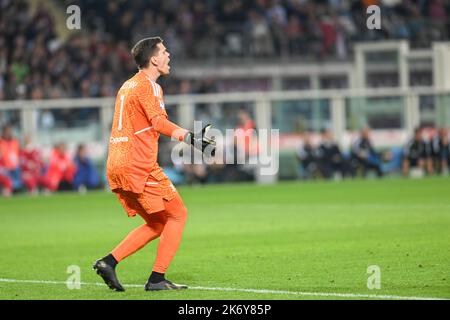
[184,124,216,156]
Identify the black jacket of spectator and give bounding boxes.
[403,138,431,166]
[431,136,449,161]
[350,137,383,177]
[318,141,350,178]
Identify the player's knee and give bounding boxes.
[166,197,188,223]
[177,205,188,224]
[152,222,165,236]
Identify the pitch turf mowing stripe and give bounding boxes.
[0,278,447,300]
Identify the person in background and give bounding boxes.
[233,109,258,182]
[73,144,100,192]
[431,128,449,174]
[350,127,383,177]
[20,135,44,195]
[297,131,320,179]
[317,129,351,179]
[402,127,432,177]
[235,109,258,159]
[0,125,21,189]
[0,146,13,197]
[41,143,76,192]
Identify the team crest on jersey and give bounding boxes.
[159,101,165,110]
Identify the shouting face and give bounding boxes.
[152,43,171,76]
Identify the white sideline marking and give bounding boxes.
[0,278,447,300]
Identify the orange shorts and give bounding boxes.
[114,172,178,217]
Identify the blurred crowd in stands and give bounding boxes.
[0,110,261,196]
[1,0,450,102]
[0,124,100,197]
[1,0,450,196]
[2,113,449,196]
[66,0,449,60]
[297,126,450,180]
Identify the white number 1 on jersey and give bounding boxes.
[118,94,125,131]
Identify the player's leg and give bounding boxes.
[93,190,166,291]
[417,158,425,172]
[446,156,450,174]
[22,176,35,193]
[360,159,369,177]
[320,162,332,179]
[111,211,167,262]
[41,172,60,192]
[426,157,434,175]
[402,158,410,176]
[109,184,169,262]
[338,160,350,178]
[365,155,383,177]
[94,212,166,292]
[145,193,188,290]
[372,163,383,178]
[0,173,13,197]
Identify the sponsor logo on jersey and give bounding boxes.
[110,136,129,144]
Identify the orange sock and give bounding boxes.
[111,211,167,262]
[152,194,188,273]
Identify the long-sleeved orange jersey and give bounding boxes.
[106,71,187,194]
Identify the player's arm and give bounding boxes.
[138,85,215,154]
[151,115,216,154]
[151,115,188,141]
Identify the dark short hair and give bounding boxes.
[131,37,163,69]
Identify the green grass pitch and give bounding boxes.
[0,178,449,300]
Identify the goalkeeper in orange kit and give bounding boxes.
[93,37,215,291]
